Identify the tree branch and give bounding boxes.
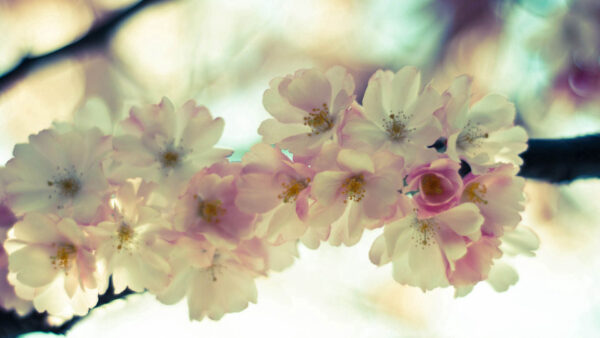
[518,135,600,183]
[0,0,166,92]
[0,281,134,337]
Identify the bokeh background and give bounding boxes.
[2,0,600,337]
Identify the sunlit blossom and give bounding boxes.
[341,67,443,165]
[442,76,528,174]
[258,66,355,157]
[4,214,99,317]
[111,97,232,196]
[4,128,111,223]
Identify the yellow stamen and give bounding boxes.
[51,244,77,271]
[304,103,334,136]
[160,151,180,168]
[341,174,366,203]
[383,113,414,142]
[464,182,488,204]
[196,196,226,223]
[411,218,438,247]
[278,178,310,203]
[116,223,135,250]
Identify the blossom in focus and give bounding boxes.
[258,66,355,157]
[4,128,111,223]
[174,162,257,248]
[370,202,483,291]
[111,97,232,196]
[442,76,528,174]
[236,143,314,244]
[156,236,258,321]
[87,181,172,294]
[5,214,99,317]
[309,148,404,246]
[341,67,443,165]
[405,157,463,218]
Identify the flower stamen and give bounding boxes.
[195,196,226,223]
[464,182,488,204]
[51,243,77,271]
[116,223,135,250]
[278,178,310,203]
[383,113,414,142]
[411,218,438,247]
[341,174,366,203]
[304,103,334,136]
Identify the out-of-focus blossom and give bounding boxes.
[5,214,99,318]
[4,128,111,223]
[236,143,314,244]
[156,236,257,321]
[0,168,31,314]
[442,76,527,173]
[453,225,540,296]
[111,98,232,196]
[370,202,483,291]
[405,157,463,218]
[341,67,443,165]
[174,162,256,248]
[87,181,171,294]
[309,148,404,246]
[258,66,355,158]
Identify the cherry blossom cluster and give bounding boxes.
[0,65,537,323]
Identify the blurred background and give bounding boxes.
[2,0,600,337]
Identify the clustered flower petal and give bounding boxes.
[0,65,535,323]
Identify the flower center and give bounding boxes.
[48,176,81,199]
[464,182,488,204]
[160,150,180,168]
[341,174,366,203]
[304,103,334,136]
[383,113,414,142]
[278,178,310,203]
[51,243,77,271]
[116,223,135,250]
[457,121,488,150]
[411,218,438,247]
[420,174,444,196]
[195,197,226,223]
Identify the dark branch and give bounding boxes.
[518,135,600,183]
[0,0,166,92]
[0,281,134,337]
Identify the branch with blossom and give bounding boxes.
[0,65,540,336]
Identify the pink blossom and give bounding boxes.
[111,97,232,196]
[258,66,355,157]
[174,162,257,248]
[309,147,404,246]
[441,76,528,174]
[341,67,443,165]
[4,128,111,224]
[461,164,525,237]
[4,214,99,317]
[447,235,502,287]
[405,157,463,218]
[370,202,483,291]
[236,143,314,244]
